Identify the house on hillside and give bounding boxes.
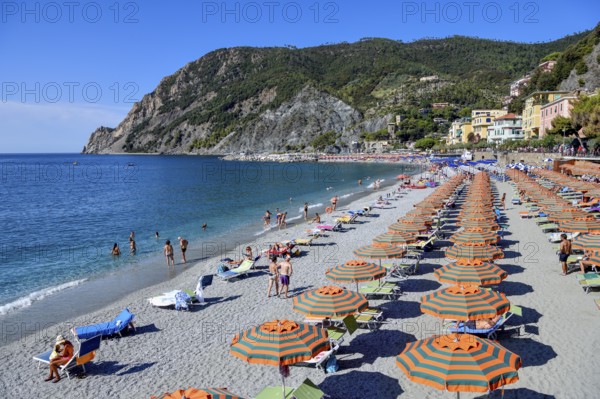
[540,95,577,136]
[522,91,570,138]
[486,113,524,145]
[471,110,508,140]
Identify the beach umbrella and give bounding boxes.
[449,230,499,246]
[434,260,507,286]
[325,261,387,291]
[458,213,497,222]
[354,243,407,261]
[572,233,600,252]
[396,174,410,180]
[445,245,503,262]
[559,219,600,233]
[373,233,416,246]
[388,223,430,235]
[397,215,433,225]
[458,220,500,231]
[396,333,521,398]
[292,285,368,317]
[420,285,510,321]
[230,319,329,399]
[153,388,245,399]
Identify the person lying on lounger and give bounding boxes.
[458,314,502,330]
[226,246,254,265]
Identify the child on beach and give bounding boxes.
[164,240,174,266]
[267,256,279,298]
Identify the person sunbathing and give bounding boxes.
[459,314,502,330]
[45,335,74,383]
[311,213,321,224]
[579,250,596,274]
[227,246,253,265]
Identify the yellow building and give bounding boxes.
[522,91,569,139]
[459,120,473,144]
[471,110,508,140]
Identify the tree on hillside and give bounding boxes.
[571,92,600,139]
[414,137,437,150]
[310,131,338,150]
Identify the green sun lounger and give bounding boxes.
[539,223,559,233]
[256,378,327,399]
[359,285,399,300]
[576,273,600,293]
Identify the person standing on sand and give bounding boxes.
[311,213,321,224]
[331,196,338,211]
[267,255,279,298]
[164,240,174,266]
[178,236,188,264]
[500,193,506,210]
[278,258,293,298]
[303,202,309,220]
[263,210,271,226]
[279,212,287,229]
[559,234,572,276]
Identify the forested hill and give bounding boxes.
[83,29,591,154]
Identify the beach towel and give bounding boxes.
[175,291,191,311]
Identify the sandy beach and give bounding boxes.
[2,176,600,398]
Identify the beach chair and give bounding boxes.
[72,308,135,340]
[256,378,328,399]
[33,335,101,379]
[576,273,600,293]
[539,223,559,233]
[595,298,600,310]
[325,315,358,344]
[217,259,254,281]
[448,305,522,339]
[359,282,400,300]
[577,198,600,208]
[295,344,340,372]
[293,237,314,246]
[548,232,580,243]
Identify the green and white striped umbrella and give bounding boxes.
[396,333,521,398]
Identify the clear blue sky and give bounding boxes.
[0,0,598,153]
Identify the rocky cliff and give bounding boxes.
[83,33,589,154]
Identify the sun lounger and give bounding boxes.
[595,298,600,310]
[33,335,101,380]
[293,237,314,246]
[316,222,343,232]
[359,283,400,300]
[256,378,328,399]
[576,273,600,293]
[539,223,559,233]
[577,198,600,208]
[295,344,339,372]
[324,315,358,345]
[149,290,193,310]
[72,308,135,340]
[217,259,254,281]
[448,305,522,339]
[548,232,580,243]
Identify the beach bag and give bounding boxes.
[217,264,229,273]
[325,356,339,373]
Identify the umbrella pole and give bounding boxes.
[281,373,286,399]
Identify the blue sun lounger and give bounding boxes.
[448,305,521,339]
[72,308,135,340]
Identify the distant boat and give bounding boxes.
[73,161,78,165]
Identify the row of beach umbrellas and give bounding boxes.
[153,173,523,399]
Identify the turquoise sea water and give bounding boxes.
[0,154,418,319]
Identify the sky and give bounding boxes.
[0,0,598,153]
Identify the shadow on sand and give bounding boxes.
[320,370,403,399]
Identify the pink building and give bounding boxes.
[540,96,576,136]
[538,60,557,73]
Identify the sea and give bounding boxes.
[0,154,419,344]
